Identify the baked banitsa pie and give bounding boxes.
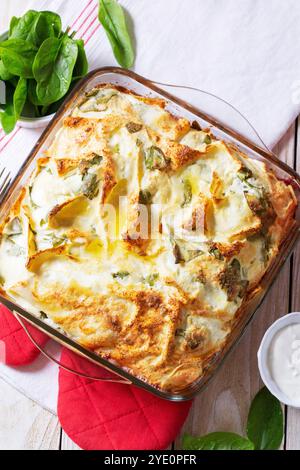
[0,85,297,391]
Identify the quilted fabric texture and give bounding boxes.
[0,304,48,365]
[58,349,192,450]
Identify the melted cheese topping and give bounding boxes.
[0,85,297,392]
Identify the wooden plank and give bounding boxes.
[61,431,81,450]
[285,119,300,451]
[175,126,295,449]
[0,377,60,450]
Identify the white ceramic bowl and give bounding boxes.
[258,312,300,408]
[18,113,55,129]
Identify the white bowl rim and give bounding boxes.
[17,113,56,129]
[257,312,300,408]
[18,113,55,123]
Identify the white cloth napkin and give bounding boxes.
[1,0,300,414]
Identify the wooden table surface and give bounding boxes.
[0,0,299,451]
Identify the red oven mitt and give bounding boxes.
[0,303,192,449]
[0,304,49,365]
[58,348,192,450]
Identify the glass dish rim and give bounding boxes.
[0,66,299,401]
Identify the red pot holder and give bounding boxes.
[0,304,191,449]
[0,304,48,365]
[58,348,191,450]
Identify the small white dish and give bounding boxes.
[18,113,55,129]
[258,312,300,408]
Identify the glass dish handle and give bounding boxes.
[151,79,274,156]
[12,311,132,385]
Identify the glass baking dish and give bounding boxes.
[0,67,299,401]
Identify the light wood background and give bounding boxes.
[0,0,299,450]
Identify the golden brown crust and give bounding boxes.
[55,158,78,176]
[26,245,69,271]
[0,85,297,393]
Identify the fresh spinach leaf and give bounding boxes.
[8,76,19,88]
[9,16,20,36]
[10,10,47,46]
[32,36,63,87]
[21,98,37,118]
[28,77,60,110]
[0,103,15,134]
[1,9,86,130]
[246,387,283,450]
[43,79,78,115]
[40,11,62,37]
[72,39,88,80]
[0,39,37,78]
[40,105,50,116]
[9,10,38,39]
[0,60,13,81]
[98,0,134,68]
[13,77,27,119]
[182,433,254,450]
[181,387,284,451]
[9,10,62,47]
[0,78,27,133]
[27,13,56,47]
[28,79,43,105]
[33,35,78,105]
[47,90,73,113]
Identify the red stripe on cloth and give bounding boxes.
[0,127,20,154]
[85,23,101,45]
[80,15,98,40]
[75,4,98,37]
[70,0,94,30]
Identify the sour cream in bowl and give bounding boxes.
[258,313,300,408]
